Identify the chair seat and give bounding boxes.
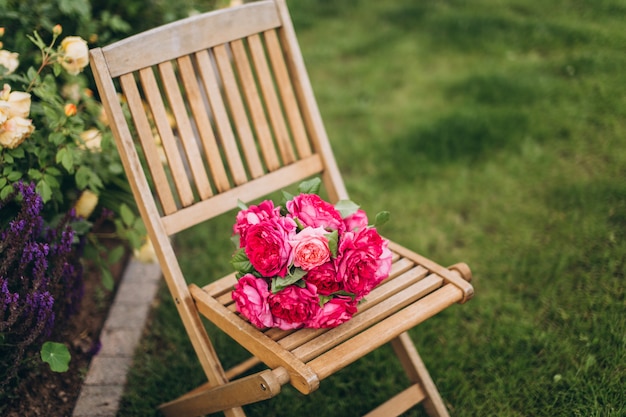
[190,241,472,395]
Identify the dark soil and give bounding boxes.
[3,242,130,417]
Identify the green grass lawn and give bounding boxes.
[118,0,626,415]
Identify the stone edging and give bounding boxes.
[72,257,162,417]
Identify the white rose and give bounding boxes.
[0,101,10,125]
[0,116,35,149]
[7,91,31,118]
[0,50,19,74]
[134,238,158,264]
[79,128,102,152]
[74,189,99,219]
[59,36,89,76]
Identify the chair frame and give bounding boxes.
[89,1,474,416]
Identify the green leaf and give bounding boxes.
[374,211,390,228]
[108,246,125,264]
[298,177,321,194]
[236,199,248,211]
[36,180,52,202]
[6,170,22,181]
[108,162,124,175]
[230,248,254,274]
[271,268,307,293]
[319,295,333,307]
[27,31,47,50]
[40,342,71,373]
[28,168,43,180]
[101,269,115,291]
[50,132,66,146]
[282,189,294,202]
[335,199,360,218]
[325,229,338,258]
[119,203,135,227]
[1,185,13,199]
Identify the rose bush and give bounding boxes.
[0,20,146,403]
[230,178,391,330]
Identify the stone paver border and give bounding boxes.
[72,258,162,417]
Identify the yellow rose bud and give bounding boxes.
[0,28,5,37]
[64,103,77,117]
[74,189,99,219]
[0,50,19,75]
[134,238,158,264]
[0,117,35,149]
[53,24,62,36]
[59,36,89,76]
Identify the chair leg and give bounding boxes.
[159,367,290,417]
[390,332,451,417]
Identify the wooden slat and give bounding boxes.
[264,29,312,158]
[159,369,287,417]
[139,67,195,207]
[178,54,230,194]
[230,38,281,171]
[274,0,349,202]
[160,154,323,235]
[196,49,248,186]
[308,284,463,380]
[391,333,450,417]
[213,44,264,178]
[102,0,281,77]
[291,273,441,363]
[119,73,178,214]
[190,284,321,395]
[363,384,425,417]
[388,241,474,303]
[248,33,296,165]
[159,60,213,200]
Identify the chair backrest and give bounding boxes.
[90,0,348,284]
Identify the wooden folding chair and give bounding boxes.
[89,1,474,416]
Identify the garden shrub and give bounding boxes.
[0,181,83,394]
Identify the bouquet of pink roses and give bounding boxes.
[230,178,391,330]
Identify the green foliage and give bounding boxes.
[40,341,71,372]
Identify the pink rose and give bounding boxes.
[287,194,344,232]
[232,274,275,329]
[289,226,331,270]
[344,209,368,232]
[308,296,358,328]
[268,282,321,330]
[336,227,392,298]
[305,261,343,295]
[244,217,296,277]
[233,200,281,247]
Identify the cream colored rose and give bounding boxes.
[59,36,89,76]
[79,128,102,152]
[0,101,9,125]
[7,91,31,118]
[0,50,19,74]
[134,238,158,264]
[0,116,35,149]
[74,189,99,218]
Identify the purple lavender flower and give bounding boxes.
[0,181,85,389]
